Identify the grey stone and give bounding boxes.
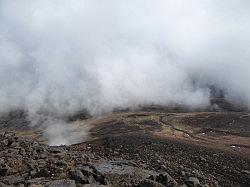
[25,177,48,186]
[160,165,167,171]
[241,170,250,175]
[5,165,17,175]
[2,139,9,146]
[199,156,206,162]
[179,185,188,187]
[138,179,165,187]
[186,177,200,187]
[192,170,202,178]
[80,165,97,176]
[29,185,44,187]
[0,181,13,187]
[0,158,5,165]
[3,175,24,185]
[30,170,37,177]
[45,180,76,187]
[78,184,111,187]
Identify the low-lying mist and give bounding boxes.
[0,1,250,144]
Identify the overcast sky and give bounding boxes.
[0,0,250,117]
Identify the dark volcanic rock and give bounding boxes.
[148,173,177,187]
[69,169,89,184]
[0,132,107,186]
[0,168,7,177]
[80,164,97,176]
[0,132,114,186]
[1,108,250,187]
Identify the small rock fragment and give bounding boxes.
[138,179,165,187]
[69,169,89,184]
[0,168,8,176]
[148,173,177,187]
[3,175,24,185]
[241,170,250,175]
[186,177,200,187]
[45,179,76,187]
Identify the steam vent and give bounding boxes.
[0,1,249,186]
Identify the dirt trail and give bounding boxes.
[1,111,250,186]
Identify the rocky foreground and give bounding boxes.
[0,132,181,187]
[0,111,250,186]
[0,132,101,186]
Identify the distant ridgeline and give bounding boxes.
[0,85,248,133]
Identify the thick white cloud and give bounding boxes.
[0,0,250,116]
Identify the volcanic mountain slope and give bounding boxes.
[0,110,250,186]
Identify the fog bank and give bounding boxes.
[0,0,250,117]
